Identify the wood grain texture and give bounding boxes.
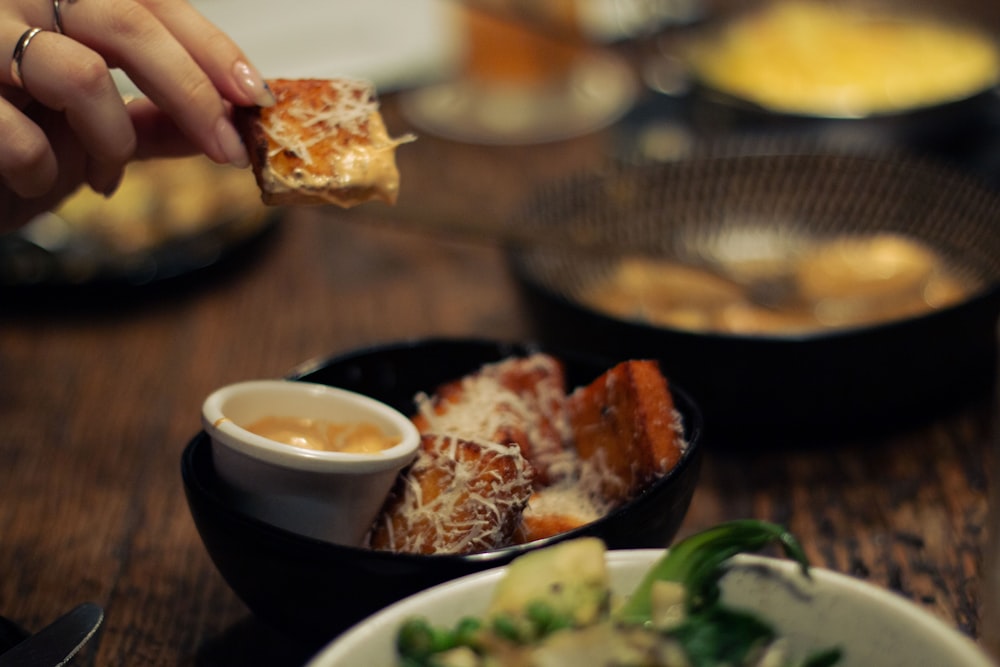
[0,94,995,666]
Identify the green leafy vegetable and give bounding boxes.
[616,519,811,625]
[668,605,777,667]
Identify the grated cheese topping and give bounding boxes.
[368,355,689,555]
[249,78,414,206]
[369,434,534,554]
[414,354,572,484]
[262,78,378,166]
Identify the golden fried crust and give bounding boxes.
[370,356,684,553]
[566,360,682,504]
[233,78,407,207]
[368,434,534,555]
[514,506,590,544]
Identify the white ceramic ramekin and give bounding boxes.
[201,380,420,546]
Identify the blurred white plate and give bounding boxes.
[116,0,462,94]
[307,551,995,667]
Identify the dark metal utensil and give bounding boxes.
[0,603,103,667]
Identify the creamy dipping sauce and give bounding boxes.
[244,416,400,453]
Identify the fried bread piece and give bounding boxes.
[371,356,685,552]
[412,354,573,486]
[234,78,411,207]
[566,359,684,505]
[513,483,610,544]
[368,434,534,554]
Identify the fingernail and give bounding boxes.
[88,163,124,198]
[215,117,249,169]
[102,171,123,197]
[234,60,275,107]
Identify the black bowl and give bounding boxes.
[182,338,703,646]
[508,154,1000,444]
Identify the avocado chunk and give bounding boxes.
[487,537,610,627]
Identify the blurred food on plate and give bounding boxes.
[389,522,842,667]
[582,232,973,335]
[49,156,267,257]
[2,156,272,288]
[510,153,1000,437]
[684,0,1000,117]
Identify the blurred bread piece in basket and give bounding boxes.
[234,78,413,207]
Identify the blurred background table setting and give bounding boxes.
[1,0,1000,665]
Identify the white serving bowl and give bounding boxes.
[307,549,996,667]
[201,380,420,546]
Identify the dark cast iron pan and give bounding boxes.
[507,153,1000,446]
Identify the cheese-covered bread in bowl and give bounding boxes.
[181,338,703,644]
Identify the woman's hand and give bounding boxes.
[0,0,275,230]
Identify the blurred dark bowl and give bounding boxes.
[630,0,1000,176]
[182,338,703,646]
[508,154,1000,444]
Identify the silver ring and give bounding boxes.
[10,27,44,89]
[53,0,76,34]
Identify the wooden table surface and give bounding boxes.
[0,86,997,666]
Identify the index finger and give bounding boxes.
[56,0,249,167]
[133,0,275,109]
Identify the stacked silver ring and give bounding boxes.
[53,0,75,34]
[10,27,44,88]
